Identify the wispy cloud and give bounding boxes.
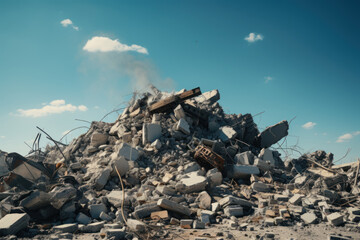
[60,18,79,31]
[264,76,273,83]
[0,136,5,139]
[17,100,88,118]
[337,131,360,143]
[83,36,148,54]
[245,33,263,43]
[302,122,316,129]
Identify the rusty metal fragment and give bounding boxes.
[194,144,225,171]
[149,87,201,114]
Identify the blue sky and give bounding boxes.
[0,0,359,164]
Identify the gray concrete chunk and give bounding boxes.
[117,143,139,161]
[53,223,78,233]
[224,205,243,217]
[258,120,289,148]
[227,165,260,179]
[234,151,254,165]
[142,123,162,145]
[217,126,237,142]
[176,118,190,135]
[301,212,317,224]
[0,213,30,236]
[127,219,146,233]
[157,199,191,216]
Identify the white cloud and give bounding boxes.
[60,18,79,31]
[302,122,316,129]
[264,76,273,83]
[245,33,263,43]
[0,136,5,139]
[83,36,148,54]
[336,131,360,143]
[17,100,88,118]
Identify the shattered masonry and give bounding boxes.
[0,86,359,239]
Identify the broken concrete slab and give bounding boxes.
[301,212,318,224]
[90,132,108,147]
[206,168,223,188]
[219,196,253,208]
[224,205,244,217]
[196,191,212,210]
[227,165,260,179]
[176,118,190,135]
[289,194,304,205]
[195,89,220,104]
[251,182,271,192]
[180,219,193,229]
[53,223,78,233]
[142,123,162,145]
[217,126,237,142]
[193,220,205,229]
[107,190,130,207]
[176,172,207,193]
[234,151,254,165]
[49,186,77,209]
[133,202,162,219]
[105,228,126,239]
[174,104,186,120]
[127,219,146,233]
[81,221,104,233]
[253,158,272,172]
[0,213,30,236]
[328,212,344,226]
[94,168,111,190]
[89,204,107,219]
[259,148,276,166]
[157,199,191,216]
[116,143,140,161]
[76,213,91,225]
[19,190,50,210]
[258,120,289,148]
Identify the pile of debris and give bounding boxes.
[0,87,359,239]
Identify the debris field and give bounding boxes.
[0,86,359,240]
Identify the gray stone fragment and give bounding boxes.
[227,165,260,179]
[253,158,272,172]
[258,120,289,148]
[0,213,30,236]
[106,228,126,240]
[217,126,237,142]
[206,168,222,188]
[157,199,191,216]
[142,123,162,145]
[94,168,111,190]
[234,151,254,165]
[219,196,253,208]
[176,118,190,135]
[176,172,207,193]
[174,104,186,120]
[327,212,344,226]
[193,220,205,229]
[133,203,162,219]
[110,156,129,177]
[76,213,91,225]
[259,148,276,166]
[289,194,304,205]
[100,211,113,221]
[117,143,139,161]
[301,212,317,224]
[127,219,146,233]
[81,221,105,233]
[19,190,50,210]
[89,204,107,219]
[107,190,130,207]
[53,223,78,233]
[196,191,211,210]
[251,182,271,192]
[180,219,193,228]
[195,89,220,104]
[91,132,108,147]
[224,205,243,217]
[50,186,77,209]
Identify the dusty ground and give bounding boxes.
[16,223,359,240]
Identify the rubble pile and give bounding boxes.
[0,87,359,239]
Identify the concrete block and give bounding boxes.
[50,186,77,209]
[193,220,205,229]
[133,202,162,219]
[327,212,344,226]
[211,202,220,212]
[170,218,180,225]
[19,190,50,210]
[155,185,176,196]
[217,126,237,142]
[227,165,260,179]
[157,199,191,216]
[274,194,289,201]
[195,89,220,104]
[219,196,253,208]
[253,158,272,172]
[76,213,91,225]
[110,156,129,177]
[258,120,289,148]
[150,210,169,220]
[0,213,30,236]
[81,222,104,233]
[127,219,146,233]
[206,168,223,188]
[91,133,108,147]
[234,151,254,165]
[89,204,107,219]
[177,172,207,193]
[53,223,78,233]
[117,143,139,161]
[251,182,271,192]
[106,228,126,239]
[142,123,162,145]
[100,211,113,221]
[196,191,211,210]
[176,118,190,135]
[107,190,130,207]
[151,139,162,150]
[301,212,317,224]
[183,162,201,174]
[94,168,111,190]
[180,219,193,229]
[259,148,276,166]
[264,218,275,226]
[289,194,304,205]
[224,205,243,217]
[174,104,186,120]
